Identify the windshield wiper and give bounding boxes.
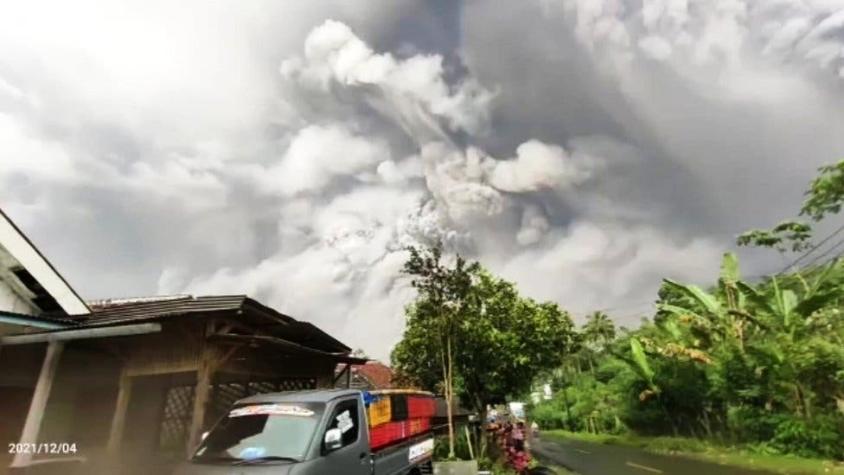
[233,455,300,465]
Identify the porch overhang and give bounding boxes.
[0,322,162,345]
[209,333,367,365]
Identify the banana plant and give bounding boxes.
[657,253,755,352]
[614,337,660,403]
[737,261,842,336]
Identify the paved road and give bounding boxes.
[532,436,777,475]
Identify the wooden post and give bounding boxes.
[345,365,351,388]
[11,341,64,468]
[106,369,133,454]
[316,359,335,389]
[186,348,214,458]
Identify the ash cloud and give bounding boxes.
[2,1,844,360]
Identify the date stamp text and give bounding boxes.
[8,443,78,455]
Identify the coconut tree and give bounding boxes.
[584,311,616,346]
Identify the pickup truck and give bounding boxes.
[175,389,435,475]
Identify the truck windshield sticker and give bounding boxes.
[336,410,354,433]
[239,447,266,459]
[229,404,315,418]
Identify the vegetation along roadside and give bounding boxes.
[529,161,844,472]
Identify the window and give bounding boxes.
[194,402,325,463]
[325,400,360,449]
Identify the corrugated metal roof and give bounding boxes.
[284,321,350,353]
[87,294,192,307]
[209,334,363,363]
[81,295,249,326]
[69,294,351,354]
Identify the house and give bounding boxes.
[335,361,395,390]
[0,209,365,475]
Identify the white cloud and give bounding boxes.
[260,124,391,196]
[281,20,495,135]
[488,140,594,193]
[638,36,673,60]
[496,221,724,315]
[122,159,228,211]
[559,0,844,78]
[376,158,423,184]
[0,113,78,181]
[516,205,551,246]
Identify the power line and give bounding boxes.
[805,244,844,269]
[591,300,654,315]
[581,231,844,317]
[779,222,844,273]
[799,236,844,269]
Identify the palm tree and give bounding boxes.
[584,311,616,346]
[576,312,617,376]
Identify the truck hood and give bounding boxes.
[173,462,296,475]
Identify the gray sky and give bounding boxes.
[2,0,843,360]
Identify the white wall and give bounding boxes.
[0,212,89,315]
[0,275,36,315]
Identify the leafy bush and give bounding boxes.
[770,415,844,459]
[530,402,568,430]
[433,434,473,461]
[728,406,783,442]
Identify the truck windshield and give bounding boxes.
[192,402,325,464]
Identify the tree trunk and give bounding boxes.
[476,404,488,461]
[713,410,729,442]
[561,384,573,431]
[793,384,811,419]
[659,399,679,437]
[700,409,713,437]
[438,327,454,459]
[687,418,699,438]
[446,334,456,458]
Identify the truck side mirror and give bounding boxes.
[324,428,343,452]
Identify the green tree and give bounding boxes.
[738,159,844,253]
[802,161,844,221]
[397,243,478,458]
[392,247,578,457]
[456,271,576,414]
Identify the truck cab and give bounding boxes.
[175,389,434,475]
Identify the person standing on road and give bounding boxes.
[512,422,526,451]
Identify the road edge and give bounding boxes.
[532,438,580,475]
